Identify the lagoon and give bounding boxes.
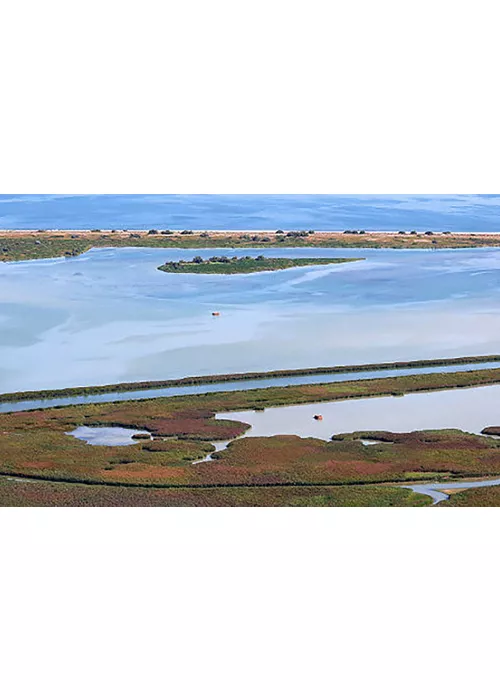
[4,246,500,392]
[216,384,500,440]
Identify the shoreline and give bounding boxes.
[4,229,500,262]
[2,229,500,236]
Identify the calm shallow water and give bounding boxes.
[5,246,500,392]
[68,426,151,446]
[217,385,500,440]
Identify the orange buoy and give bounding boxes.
[212,311,220,316]
[313,414,323,421]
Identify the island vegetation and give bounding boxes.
[158,255,361,274]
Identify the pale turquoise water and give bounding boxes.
[68,426,151,446]
[216,384,500,440]
[4,246,500,392]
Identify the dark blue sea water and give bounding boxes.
[1,194,500,231]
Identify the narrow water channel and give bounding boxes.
[2,361,500,413]
[403,478,500,505]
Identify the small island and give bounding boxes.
[158,255,363,274]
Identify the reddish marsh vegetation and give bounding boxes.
[0,479,431,508]
[3,370,500,504]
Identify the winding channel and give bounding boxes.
[402,478,500,505]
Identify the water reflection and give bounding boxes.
[216,385,500,440]
[68,426,151,446]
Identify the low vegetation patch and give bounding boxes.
[205,430,500,486]
[4,370,500,501]
[438,485,500,507]
[0,478,431,507]
[0,236,91,262]
[158,255,361,274]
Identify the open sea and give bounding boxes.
[1,194,500,231]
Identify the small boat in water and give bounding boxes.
[313,414,323,421]
[212,311,221,316]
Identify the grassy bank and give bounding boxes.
[159,255,361,274]
[0,478,431,507]
[3,354,500,403]
[0,236,92,262]
[438,485,500,507]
